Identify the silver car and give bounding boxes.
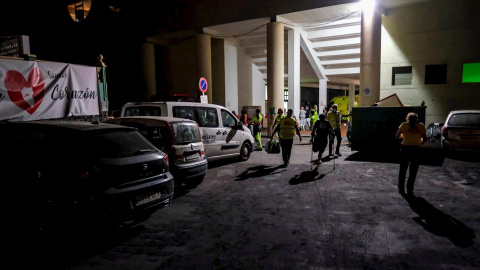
[441,110,480,153]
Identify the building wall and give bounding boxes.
[252,64,266,114]
[380,0,480,124]
[237,46,254,114]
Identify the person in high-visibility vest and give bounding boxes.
[326,104,342,156]
[309,110,318,144]
[273,108,285,141]
[271,109,302,166]
[252,109,263,150]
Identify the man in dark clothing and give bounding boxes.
[311,114,334,165]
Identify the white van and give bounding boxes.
[121,102,255,161]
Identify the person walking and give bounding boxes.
[299,106,306,130]
[252,109,263,150]
[273,108,285,141]
[239,110,248,125]
[346,112,352,146]
[309,110,318,143]
[305,106,311,130]
[271,109,302,166]
[312,105,318,116]
[311,114,334,165]
[395,112,427,196]
[326,104,342,156]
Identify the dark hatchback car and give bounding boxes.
[1,120,174,234]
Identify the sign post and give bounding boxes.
[199,77,208,103]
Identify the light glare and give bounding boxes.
[360,0,376,11]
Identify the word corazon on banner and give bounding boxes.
[0,59,99,121]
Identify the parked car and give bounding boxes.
[0,120,174,234]
[441,110,480,153]
[121,101,254,161]
[104,116,208,186]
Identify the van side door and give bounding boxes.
[194,107,223,158]
[220,109,241,155]
[172,106,221,158]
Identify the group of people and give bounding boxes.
[239,107,426,197]
[309,104,348,165]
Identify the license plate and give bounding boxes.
[135,190,162,206]
[186,153,200,160]
[462,136,479,141]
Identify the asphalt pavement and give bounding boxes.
[23,136,480,269]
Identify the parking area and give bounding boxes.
[24,137,480,269]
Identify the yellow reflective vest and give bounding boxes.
[279,117,297,139]
[252,114,263,125]
[327,111,341,129]
[274,114,285,126]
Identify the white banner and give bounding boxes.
[0,59,99,121]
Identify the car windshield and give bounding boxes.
[88,130,158,158]
[124,106,161,116]
[171,122,201,145]
[448,113,480,127]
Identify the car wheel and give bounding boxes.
[239,142,251,161]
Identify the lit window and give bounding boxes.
[67,0,92,22]
[392,66,413,85]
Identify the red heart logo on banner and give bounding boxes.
[4,67,45,115]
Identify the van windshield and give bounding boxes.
[171,122,201,145]
[124,106,161,116]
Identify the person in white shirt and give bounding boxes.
[299,106,306,130]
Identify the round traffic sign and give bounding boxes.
[199,77,208,93]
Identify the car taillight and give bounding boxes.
[201,150,205,156]
[442,126,448,138]
[80,169,89,180]
[197,123,203,143]
[163,154,169,168]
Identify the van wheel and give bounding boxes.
[239,142,251,161]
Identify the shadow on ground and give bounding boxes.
[445,152,480,163]
[208,157,244,169]
[345,148,445,166]
[289,159,336,185]
[236,165,287,181]
[402,194,476,247]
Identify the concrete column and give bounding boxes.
[319,79,327,112]
[267,22,285,136]
[196,34,213,103]
[359,4,382,106]
[288,28,300,120]
[211,38,226,106]
[348,84,355,113]
[141,42,156,100]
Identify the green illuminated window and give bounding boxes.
[462,63,480,83]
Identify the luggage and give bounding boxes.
[265,139,281,154]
